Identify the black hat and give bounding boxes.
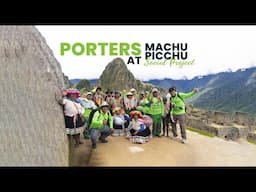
[169,86,176,92]
[96,87,102,91]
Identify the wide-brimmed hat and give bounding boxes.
[130,110,143,118]
[113,107,122,113]
[130,88,136,92]
[152,88,159,93]
[127,92,133,96]
[100,101,109,108]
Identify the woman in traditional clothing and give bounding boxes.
[110,91,124,113]
[124,92,137,114]
[62,90,85,147]
[93,87,104,107]
[127,111,151,143]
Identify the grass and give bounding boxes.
[187,127,215,138]
[247,139,256,145]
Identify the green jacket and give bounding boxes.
[170,91,195,115]
[138,98,150,114]
[149,97,164,116]
[84,108,92,120]
[90,110,113,129]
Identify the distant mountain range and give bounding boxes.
[190,67,256,115]
[70,66,256,115]
[144,67,256,114]
[144,75,214,92]
[71,78,98,85]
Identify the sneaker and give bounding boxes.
[181,138,186,144]
[100,139,108,143]
[170,135,178,140]
[92,144,96,149]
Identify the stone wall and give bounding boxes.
[0,26,69,166]
[187,107,256,141]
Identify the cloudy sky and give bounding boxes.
[36,25,256,81]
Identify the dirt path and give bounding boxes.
[74,130,256,166]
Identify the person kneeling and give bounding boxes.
[128,111,151,144]
[90,102,113,149]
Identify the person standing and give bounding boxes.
[169,86,198,144]
[124,92,137,114]
[162,97,170,137]
[137,91,150,115]
[148,88,164,137]
[110,91,124,113]
[62,91,85,147]
[80,92,97,139]
[93,87,104,107]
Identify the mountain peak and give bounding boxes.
[98,57,138,91]
[104,57,128,71]
[97,57,164,93]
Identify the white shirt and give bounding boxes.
[63,98,84,117]
[113,115,125,125]
[128,119,144,131]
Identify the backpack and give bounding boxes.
[87,109,111,128]
[87,109,100,128]
[177,93,187,112]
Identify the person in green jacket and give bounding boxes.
[90,101,114,149]
[137,91,150,115]
[148,88,164,137]
[80,92,97,139]
[169,86,198,144]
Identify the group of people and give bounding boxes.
[57,86,198,149]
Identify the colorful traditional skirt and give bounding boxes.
[65,115,85,135]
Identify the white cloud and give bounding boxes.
[36,25,256,81]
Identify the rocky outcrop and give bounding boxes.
[98,58,142,91]
[0,26,69,166]
[98,57,165,93]
[63,73,72,88]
